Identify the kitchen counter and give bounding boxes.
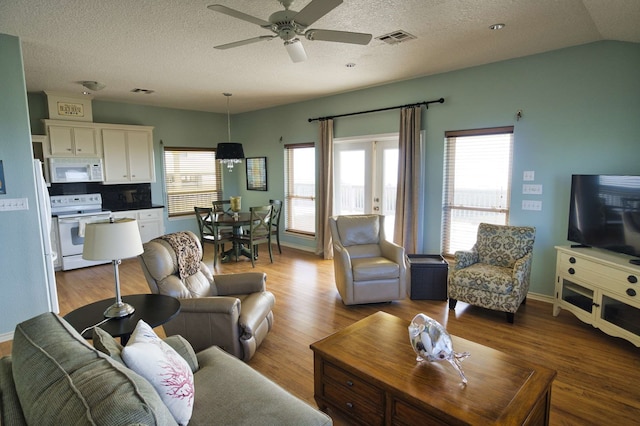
[110,207,165,243]
[107,204,164,212]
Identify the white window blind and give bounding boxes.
[163,147,223,217]
[284,143,316,235]
[442,127,514,255]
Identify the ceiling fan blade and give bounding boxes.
[293,0,343,27]
[305,29,372,45]
[214,35,276,50]
[207,4,271,27]
[284,39,307,63]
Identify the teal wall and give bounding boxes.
[230,40,640,298]
[0,34,52,336]
[16,40,640,321]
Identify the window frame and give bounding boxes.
[442,126,514,256]
[284,142,316,236]
[163,147,223,218]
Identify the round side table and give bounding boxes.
[64,294,180,344]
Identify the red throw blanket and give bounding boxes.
[160,232,200,280]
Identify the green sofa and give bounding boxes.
[0,312,332,426]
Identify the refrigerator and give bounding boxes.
[33,159,59,313]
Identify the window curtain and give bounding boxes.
[394,106,422,253]
[316,118,334,259]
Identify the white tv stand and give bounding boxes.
[554,246,640,347]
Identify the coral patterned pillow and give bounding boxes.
[122,320,194,425]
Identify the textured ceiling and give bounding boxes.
[1,0,639,113]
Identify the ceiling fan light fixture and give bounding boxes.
[285,38,307,63]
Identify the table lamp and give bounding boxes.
[82,218,144,318]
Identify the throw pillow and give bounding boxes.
[122,320,195,425]
[92,326,125,365]
[163,335,199,373]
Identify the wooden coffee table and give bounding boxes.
[310,311,556,425]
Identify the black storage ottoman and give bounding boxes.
[407,255,449,300]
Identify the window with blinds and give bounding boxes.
[442,127,514,256]
[284,143,316,235]
[163,147,223,217]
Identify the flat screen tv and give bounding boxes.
[568,175,640,262]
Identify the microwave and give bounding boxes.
[49,157,104,183]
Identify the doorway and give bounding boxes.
[333,134,398,240]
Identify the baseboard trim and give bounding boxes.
[527,292,554,305]
[0,331,14,343]
[277,241,316,253]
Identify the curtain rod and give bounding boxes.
[308,97,444,122]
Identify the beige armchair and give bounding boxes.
[329,214,407,305]
[138,231,275,361]
[448,223,536,323]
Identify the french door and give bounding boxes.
[333,134,398,240]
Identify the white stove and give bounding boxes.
[51,193,112,270]
[50,193,106,217]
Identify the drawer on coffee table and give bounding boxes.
[322,362,384,425]
[324,363,384,404]
[392,398,449,426]
[323,381,384,425]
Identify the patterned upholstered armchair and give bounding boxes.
[448,223,536,323]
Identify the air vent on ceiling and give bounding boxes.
[375,30,416,45]
[131,88,155,94]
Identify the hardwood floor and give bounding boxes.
[2,244,639,424]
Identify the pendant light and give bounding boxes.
[216,93,244,171]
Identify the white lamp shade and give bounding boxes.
[82,218,143,261]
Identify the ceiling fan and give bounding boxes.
[207,0,372,63]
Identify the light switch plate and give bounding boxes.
[523,184,543,195]
[0,198,29,211]
[522,200,542,211]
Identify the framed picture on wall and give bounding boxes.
[246,157,267,191]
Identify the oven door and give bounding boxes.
[57,213,112,270]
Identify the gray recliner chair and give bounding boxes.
[328,214,407,305]
[138,231,275,361]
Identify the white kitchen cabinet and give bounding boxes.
[111,208,164,243]
[102,127,155,184]
[45,122,99,157]
[136,208,164,243]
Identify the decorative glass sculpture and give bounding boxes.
[408,313,470,384]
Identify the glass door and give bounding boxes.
[334,135,398,240]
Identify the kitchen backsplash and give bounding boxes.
[48,183,153,211]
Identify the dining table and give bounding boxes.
[210,211,255,262]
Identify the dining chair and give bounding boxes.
[269,199,283,254]
[236,205,273,268]
[212,200,231,214]
[212,200,234,251]
[194,206,234,266]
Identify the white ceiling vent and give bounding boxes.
[375,30,416,45]
[131,88,155,94]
